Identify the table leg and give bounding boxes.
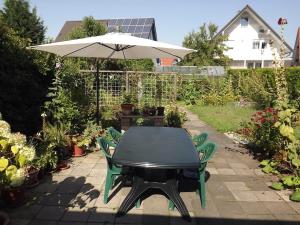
[117,175,147,215]
[162,178,189,218]
[117,170,190,219]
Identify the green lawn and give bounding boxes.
[185,103,256,132]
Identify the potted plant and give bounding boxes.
[0,120,36,206]
[43,123,70,170]
[121,93,134,115]
[71,135,87,157]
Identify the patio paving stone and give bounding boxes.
[253,191,284,202]
[35,206,66,220]
[28,220,58,225]
[88,207,116,223]
[224,182,250,191]
[9,218,31,225]
[61,206,91,222]
[238,202,271,215]
[231,190,259,202]
[216,168,236,175]
[7,204,42,220]
[263,202,298,215]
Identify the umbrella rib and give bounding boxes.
[119,45,135,51]
[62,43,97,57]
[97,42,116,51]
[152,47,182,60]
[108,50,116,58]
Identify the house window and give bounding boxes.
[252,41,260,49]
[241,17,248,27]
[255,62,262,68]
[261,41,267,49]
[247,62,254,68]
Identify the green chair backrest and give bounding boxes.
[198,142,217,171]
[107,127,122,143]
[96,137,113,169]
[193,133,208,148]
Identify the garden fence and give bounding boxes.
[79,70,178,107]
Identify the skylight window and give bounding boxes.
[241,17,248,27]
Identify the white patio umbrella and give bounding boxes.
[28,32,195,122]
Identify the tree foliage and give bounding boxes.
[68,16,107,40]
[0,18,55,135]
[181,23,230,67]
[0,0,46,44]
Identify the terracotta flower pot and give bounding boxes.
[2,186,25,207]
[73,144,86,157]
[56,160,70,171]
[25,167,39,188]
[121,103,133,115]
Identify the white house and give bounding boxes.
[216,5,293,68]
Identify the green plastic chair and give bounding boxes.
[192,132,208,150]
[97,137,122,204]
[107,127,122,145]
[169,142,217,210]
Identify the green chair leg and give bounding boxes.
[199,172,206,208]
[168,200,175,210]
[111,175,116,189]
[136,199,141,208]
[103,171,113,204]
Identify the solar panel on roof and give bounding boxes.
[145,18,153,25]
[127,26,135,33]
[137,18,146,25]
[130,19,138,25]
[106,18,155,40]
[135,26,143,33]
[116,19,124,25]
[123,19,131,25]
[121,26,129,33]
[142,26,151,33]
[108,19,117,26]
[142,33,149,39]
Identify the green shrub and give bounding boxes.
[228,67,300,108]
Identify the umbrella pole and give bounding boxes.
[96,59,100,125]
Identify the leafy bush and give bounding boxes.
[228,67,300,109]
[241,108,284,157]
[0,18,55,135]
[165,106,187,128]
[0,119,36,189]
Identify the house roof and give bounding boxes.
[55,18,157,42]
[215,4,293,52]
[293,27,300,64]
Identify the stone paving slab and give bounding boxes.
[2,107,300,225]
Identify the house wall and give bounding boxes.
[223,12,287,68]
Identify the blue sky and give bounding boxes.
[0,0,299,47]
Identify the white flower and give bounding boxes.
[19,146,36,162]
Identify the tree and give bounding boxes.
[0,18,55,135]
[0,0,46,44]
[181,23,230,67]
[68,16,107,40]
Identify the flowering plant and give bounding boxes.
[0,119,36,189]
[243,108,284,157]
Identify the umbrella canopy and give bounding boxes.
[28,32,195,59]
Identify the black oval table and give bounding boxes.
[112,126,200,218]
